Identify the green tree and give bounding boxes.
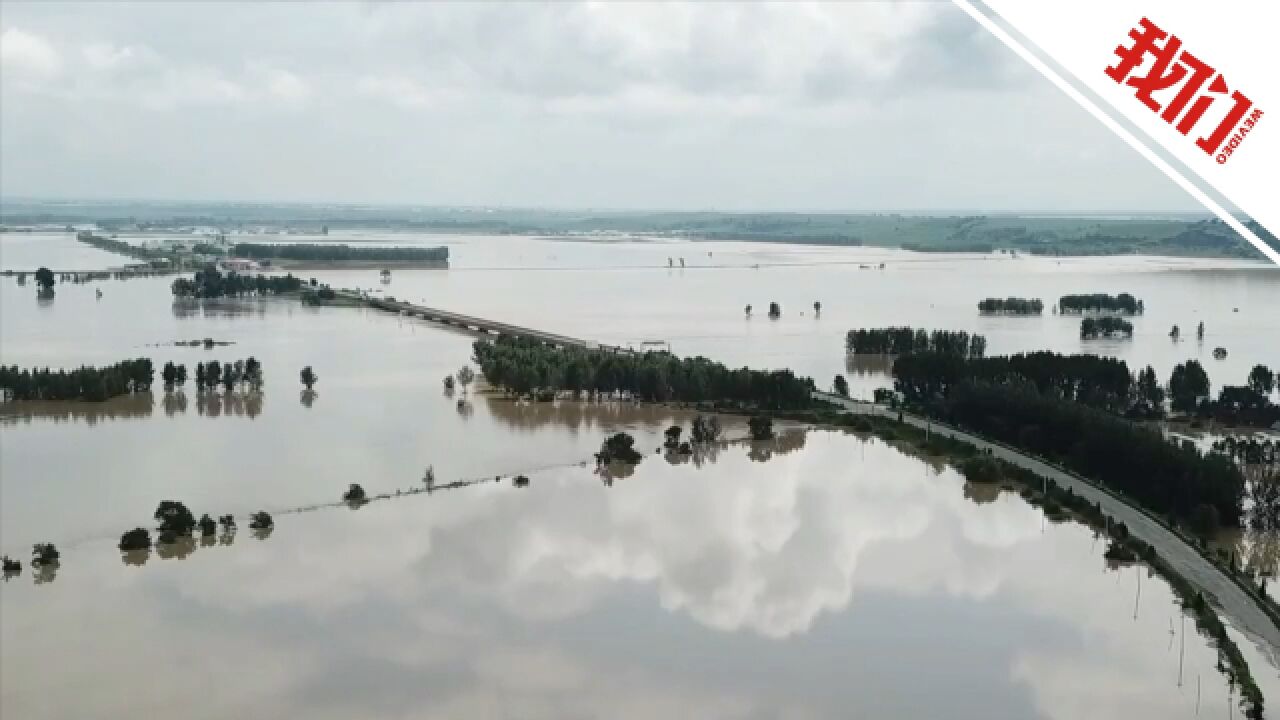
[664,425,682,448]
[154,501,197,540]
[833,374,849,397]
[119,528,151,551]
[1247,365,1275,396]
[31,543,59,566]
[748,415,775,441]
[300,366,317,390]
[596,432,643,465]
[244,357,263,392]
[34,267,55,294]
[457,365,475,393]
[162,361,178,390]
[691,415,721,444]
[1170,360,1210,413]
[1133,365,1165,418]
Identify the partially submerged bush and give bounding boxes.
[748,415,774,441]
[596,432,643,465]
[343,483,367,504]
[154,501,197,537]
[118,528,151,552]
[32,543,60,567]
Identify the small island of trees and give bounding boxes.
[1079,316,1134,339]
[0,359,154,402]
[231,243,449,266]
[1057,293,1144,315]
[977,297,1043,315]
[171,268,303,298]
[193,358,263,394]
[472,336,813,410]
[845,328,987,358]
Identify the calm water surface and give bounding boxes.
[2,232,1278,719]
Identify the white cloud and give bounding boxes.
[0,2,1198,211]
[81,42,154,72]
[0,27,62,80]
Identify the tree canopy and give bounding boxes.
[1079,316,1134,339]
[171,268,302,298]
[977,297,1043,315]
[846,328,987,357]
[1058,293,1143,315]
[0,359,153,402]
[232,242,448,265]
[472,336,814,410]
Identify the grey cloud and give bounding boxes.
[0,1,1198,212]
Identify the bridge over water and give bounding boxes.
[339,290,620,351]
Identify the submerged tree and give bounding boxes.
[833,374,849,398]
[198,514,217,537]
[457,366,475,393]
[664,425,683,449]
[596,432,643,465]
[748,415,775,441]
[1247,365,1275,397]
[244,357,263,392]
[2,556,20,577]
[154,501,197,542]
[1197,321,1205,340]
[343,483,367,504]
[744,304,752,317]
[300,365,317,390]
[31,543,60,567]
[162,361,179,391]
[248,511,274,530]
[118,528,151,552]
[34,267,56,296]
[690,414,722,444]
[1169,325,1180,340]
[768,302,781,319]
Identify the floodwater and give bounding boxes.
[2,231,1279,719]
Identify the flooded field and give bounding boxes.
[2,232,1279,718]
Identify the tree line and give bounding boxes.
[0,359,153,402]
[1079,316,1134,339]
[171,268,303,298]
[193,359,264,393]
[940,381,1244,528]
[892,351,1139,413]
[1171,360,1279,426]
[1058,293,1144,315]
[232,243,449,265]
[977,297,1043,315]
[472,336,814,409]
[893,351,1275,427]
[845,327,987,357]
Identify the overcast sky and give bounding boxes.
[0,2,1200,213]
